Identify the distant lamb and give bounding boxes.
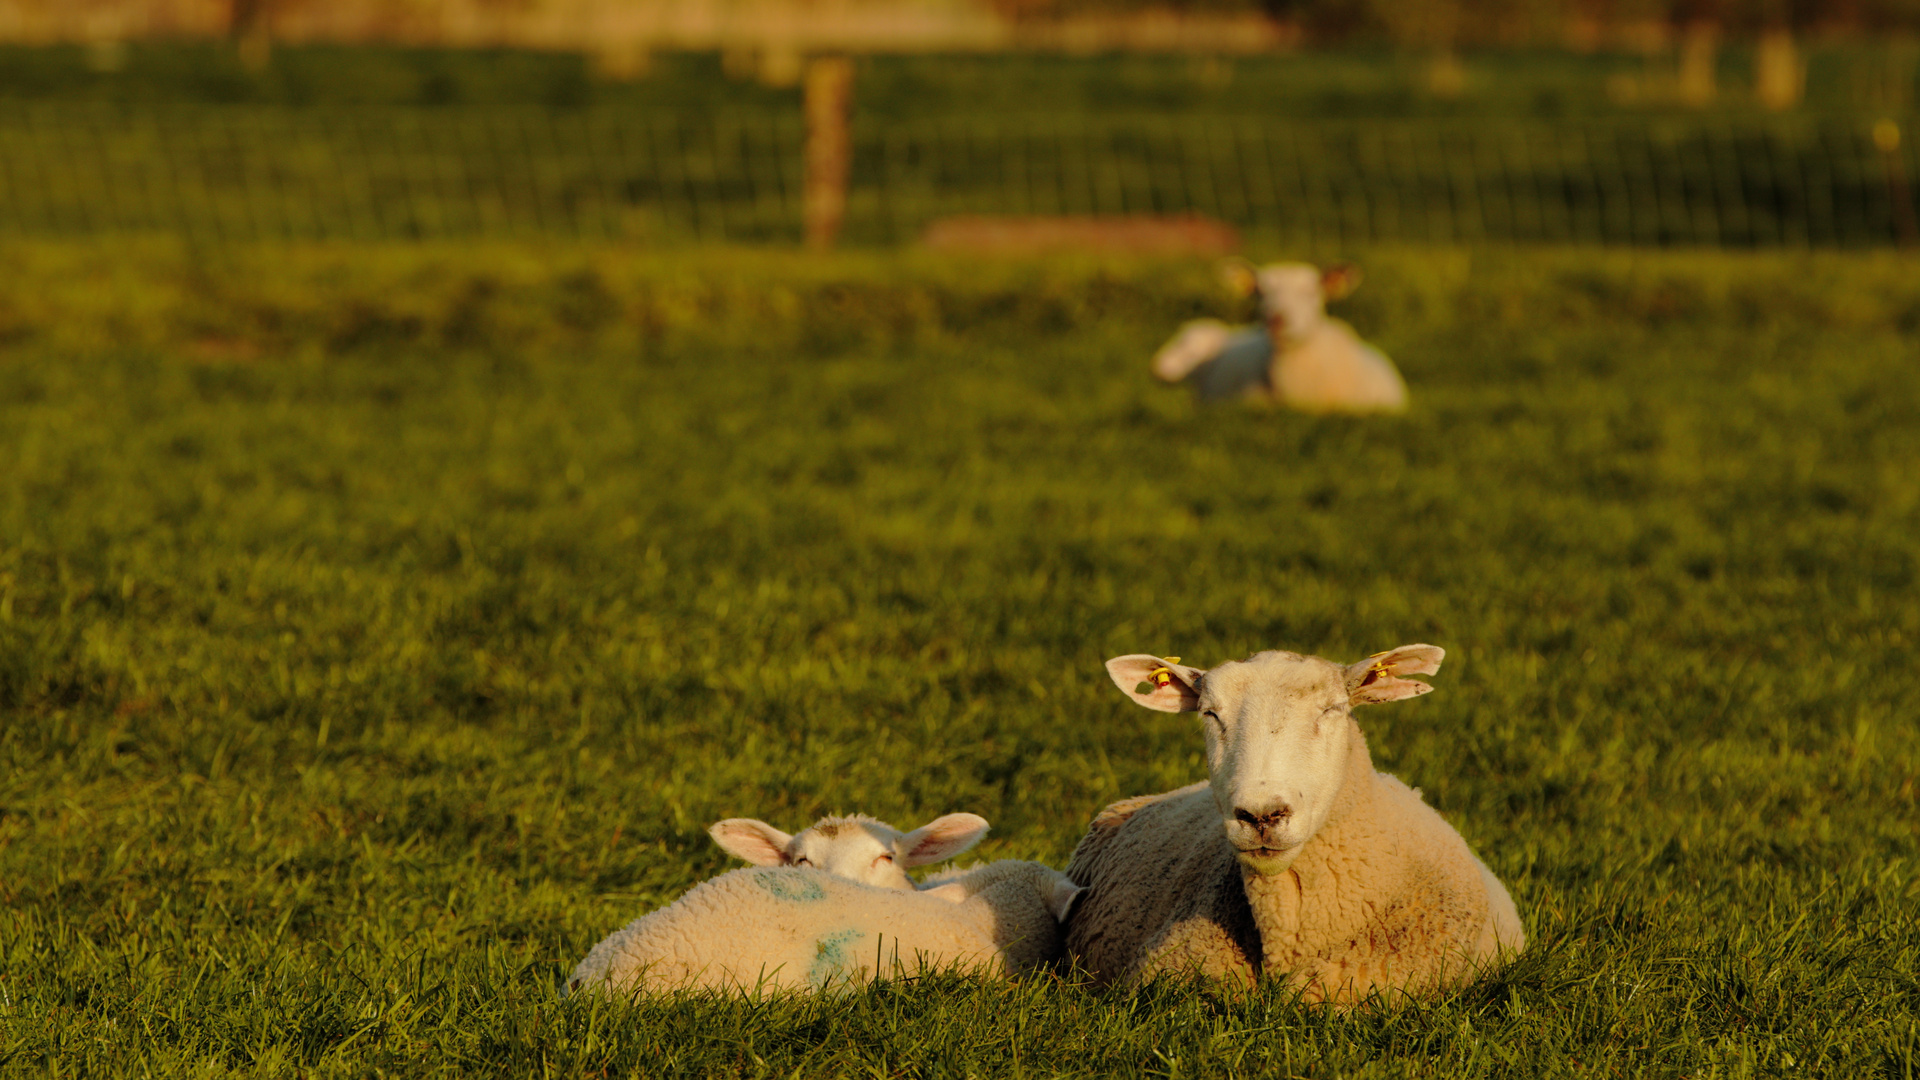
[1152,261,1409,414]
[567,860,1083,997]
[1065,646,1523,1002]
[709,812,990,889]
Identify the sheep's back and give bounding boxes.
[1063,783,1261,985]
[1272,320,1408,414]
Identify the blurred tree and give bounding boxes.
[231,0,271,70]
[1671,0,1721,104]
[19,0,1920,53]
[1368,0,1466,97]
[1754,24,1801,108]
[1750,0,1822,109]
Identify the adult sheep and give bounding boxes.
[1151,261,1409,414]
[567,860,1082,997]
[708,812,990,890]
[1064,645,1523,1002]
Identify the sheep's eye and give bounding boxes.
[876,854,894,863]
[793,857,813,867]
[1202,710,1221,725]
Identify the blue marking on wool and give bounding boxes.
[807,928,866,988]
[748,870,827,902]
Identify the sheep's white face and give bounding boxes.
[709,813,991,890]
[1104,644,1444,878]
[1253,264,1330,340]
[1195,653,1354,875]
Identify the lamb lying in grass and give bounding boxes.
[1152,261,1410,414]
[1064,645,1523,1002]
[567,860,1083,997]
[708,812,990,889]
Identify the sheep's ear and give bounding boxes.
[1346,644,1445,705]
[1220,257,1259,299]
[1043,875,1086,923]
[1106,654,1206,712]
[899,813,990,867]
[1321,262,1363,301]
[708,818,793,866]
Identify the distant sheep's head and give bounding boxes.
[1222,259,1362,342]
[1104,645,1442,877]
[707,813,991,890]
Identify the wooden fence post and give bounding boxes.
[1875,120,1918,248]
[804,54,854,249]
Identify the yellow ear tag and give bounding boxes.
[1148,657,1183,688]
[1360,656,1392,687]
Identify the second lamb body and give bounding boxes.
[1152,261,1409,414]
[569,859,1082,997]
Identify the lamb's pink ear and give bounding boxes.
[899,813,991,868]
[1321,262,1363,301]
[708,819,793,866]
[1106,654,1206,712]
[1346,644,1445,705]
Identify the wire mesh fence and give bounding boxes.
[864,115,1920,248]
[1,103,1916,247]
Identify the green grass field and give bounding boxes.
[2,241,1918,1076]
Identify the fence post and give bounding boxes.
[1875,119,1918,248]
[804,54,854,249]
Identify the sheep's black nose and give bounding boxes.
[1234,805,1293,831]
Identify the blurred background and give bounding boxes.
[2,0,1918,249]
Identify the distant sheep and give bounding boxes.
[1065,646,1523,1002]
[567,860,1083,997]
[1152,261,1409,414]
[708,813,990,890]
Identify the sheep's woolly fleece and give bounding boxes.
[1270,318,1408,415]
[568,860,1081,996]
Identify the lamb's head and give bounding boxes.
[1105,644,1442,876]
[1223,260,1361,342]
[708,812,991,889]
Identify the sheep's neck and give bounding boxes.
[1238,716,1387,984]
[1264,314,1324,346]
